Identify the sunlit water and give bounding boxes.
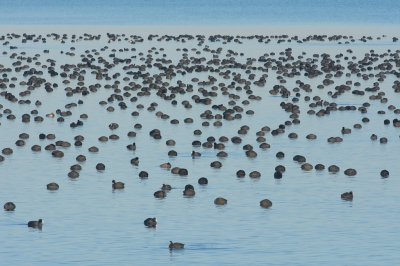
[1,1,400,264]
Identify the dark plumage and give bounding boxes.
[183,189,195,196]
[160,162,171,168]
[274,171,282,179]
[184,184,194,190]
[341,191,353,200]
[144,217,157,227]
[154,190,166,198]
[4,202,16,211]
[46,182,59,190]
[214,197,227,205]
[198,177,208,185]
[169,241,184,249]
[112,180,125,189]
[162,184,172,190]
[109,123,119,130]
[191,150,201,157]
[126,143,136,150]
[28,219,43,227]
[260,199,273,208]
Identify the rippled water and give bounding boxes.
[1,22,400,266]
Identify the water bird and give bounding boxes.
[109,123,119,130]
[144,217,157,227]
[169,241,184,249]
[191,151,201,157]
[162,184,172,190]
[214,197,227,205]
[160,162,171,168]
[260,199,272,208]
[4,202,16,211]
[28,219,43,228]
[112,180,125,189]
[341,191,353,200]
[46,182,59,190]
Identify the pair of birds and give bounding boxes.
[142,218,184,249]
[6,202,42,228]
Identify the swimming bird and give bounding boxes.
[109,123,119,130]
[126,143,136,150]
[46,182,59,190]
[160,162,171,168]
[131,157,139,165]
[191,151,201,157]
[162,184,172,190]
[198,177,208,185]
[144,217,157,227]
[184,184,194,190]
[183,189,195,196]
[154,190,166,198]
[214,197,227,205]
[4,202,16,211]
[169,241,184,249]
[341,127,351,134]
[112,180,125,189]
[341,191,353,200]
[46,113,55,118]
[28,219,43,228]
[260,199,273,208]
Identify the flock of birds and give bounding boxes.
[1,31,399,249]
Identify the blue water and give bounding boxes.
[1,1,400,265]
[1,0,400,26]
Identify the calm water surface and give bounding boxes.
[1,1,400,264]
[2,0,400,26]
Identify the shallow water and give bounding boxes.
[1,14,400,266]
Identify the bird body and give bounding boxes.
[109,123,119,130]
[112,180,125,189]
[160,162,171,168]
[46,182,59,190]
[4,202,16,211]
[144,217,157,227]
[214,197,227,205]
[28,219,43,227]
[131,157,139,165]
[341,191,353,200]
[154,190,167,198]
[126,143,136,150]
[169,241,184,249]
[183,189,195,196]
[191,151,201,157]
[162,184,172,190]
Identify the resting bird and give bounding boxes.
[112,180,125,189]
[341,191,353,200]
[144,218,157,227]
[109,123,119,130]
[169,241,184,249]
[4,202,16,211]
[28,219,43,228]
